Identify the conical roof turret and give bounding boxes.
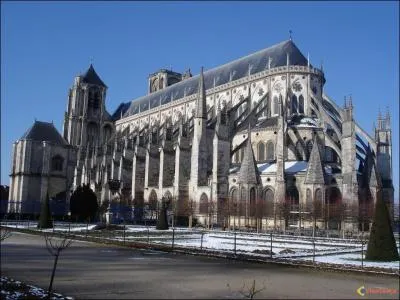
[238,125,261,185]
[304,136,326,184]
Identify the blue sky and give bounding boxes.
[1,1,398,201]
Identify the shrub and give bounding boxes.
[366,192,399,261]
[70,184,98,222]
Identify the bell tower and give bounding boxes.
[63,64,107,147]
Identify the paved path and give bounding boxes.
[1,232,398,299]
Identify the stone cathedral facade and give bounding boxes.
[8,39,394,232]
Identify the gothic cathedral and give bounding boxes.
[8,39,394,232]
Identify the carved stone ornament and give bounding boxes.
[292,80,302,92]
[273,82,282,93]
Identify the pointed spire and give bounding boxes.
[377,108,383,130]
[238,125,260,184]
[82,64,107,87]
[307,52,310,68]
[348,94,353,107]
[369,160,380,187]
[286,52,290,66]
[195,67,207,119]
[385,106,391,128]
[304,136,326,184]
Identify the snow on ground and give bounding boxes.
[297,253,400,270]
[1,276,73,299]
[2,222,399,272]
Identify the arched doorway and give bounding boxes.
[199,193,208,214]
[263,189,274,218]
[148,190,158,220]
[229,188,239,229]
[325,187,342,230]
[286,186,299,229]
[163,191,173,225]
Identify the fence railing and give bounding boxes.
[2,219,399,274]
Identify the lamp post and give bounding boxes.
[67,211,71,233]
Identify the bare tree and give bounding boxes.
[43,232,73,296]
[227,279,266,299]
[182,198,195,228]
[207,199,216,230]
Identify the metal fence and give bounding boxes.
[2,219,399,274]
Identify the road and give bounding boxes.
[1,232,398,299]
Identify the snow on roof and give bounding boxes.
[230,161,333,175]
[257,161,308,174]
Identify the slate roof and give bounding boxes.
[21,121,68,145]
[238,126,261,184]
[82,64,107,88]
[111,102,131,121]
[304,137,326,184]
[121,40,309,120]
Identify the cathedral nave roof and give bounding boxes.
[120,40,310,120]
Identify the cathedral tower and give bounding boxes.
[63,64,108,148]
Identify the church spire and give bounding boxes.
[82,64,107,88]
[238,125,260,184]
[195,67,207,119]
[304,136,326,184]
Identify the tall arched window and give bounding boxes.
[239,188,246,216]
[298,95,304,114]
[266,141,274,161]
[258,142,265,161]
[51,155,64,171]
[199,193,208,214]
[291,95,298,114]
[87,122,98,146]
[231,189,239,216]
[314,189,323,218]
[264,189,274,217]
[249,188,256,217]
[149,190,158,211]
[325,146,333,162]
[103,124,112,143]
[286,187,299,212]
[306,189,312,212]
[295,141,304,161]
[273,96,279,115]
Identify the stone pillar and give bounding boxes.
[131,143,146,214]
